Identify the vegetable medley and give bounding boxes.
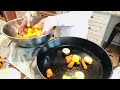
[46,47,93,79]
[16,24,43,38]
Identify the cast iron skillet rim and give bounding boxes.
[36,63,46,79]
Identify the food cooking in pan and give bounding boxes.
[62,74,71,79]
[74,71,85,79]
[62,48,70,56]
[65,54,92,69]
[66,54,82,68]
[84,56,93,64]
[62,71,85,79]
[46,68,53,78]
[16,24,43,38]
[46,47,93,79]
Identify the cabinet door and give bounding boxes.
[87,12,111,46]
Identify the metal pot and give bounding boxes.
[1,16,53,48]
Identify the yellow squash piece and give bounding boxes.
[72,54,81,62]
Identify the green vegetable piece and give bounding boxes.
[78,55,81,61]
[75,71,85,79]
[62,75,71,79]
[72,77,77,79]
[62,48,70,56]
[84,56,93,64]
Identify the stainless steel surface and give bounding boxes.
[1,16,53,47]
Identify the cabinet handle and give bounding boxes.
[88,27,91,29]
[90,16,93,18]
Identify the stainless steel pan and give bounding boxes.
[1,16,53,48]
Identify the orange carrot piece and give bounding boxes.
[76,61,81,65]
[67,61,75,69]
[46,68,53,78]
[65,54,73,64]
[81,59,87,70]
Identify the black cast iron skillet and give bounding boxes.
[34,37,113,79]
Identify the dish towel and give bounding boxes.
[0,35,43,79]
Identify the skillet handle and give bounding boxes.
[32,45,43,57]
[32,32,54,57]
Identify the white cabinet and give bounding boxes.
[86,11,120,47]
